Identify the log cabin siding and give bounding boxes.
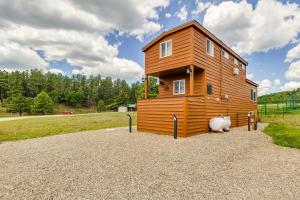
[192,27,257,129]
[137,98,186,136]
[138,21,258,137]
[137,96,207,137]
[145,27,193,75]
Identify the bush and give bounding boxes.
[31,91,54,115]
[97,100,106,112]
[105,102,119,111]
[6,95,32,116]
[67,91,84,106]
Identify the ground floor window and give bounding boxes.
[173,79,185,94]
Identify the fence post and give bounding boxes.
[173,114,177,139]
[264,100,267,115]
[247,113,251,131]
[127,114,132,133]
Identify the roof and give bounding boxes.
[142,19,248,65]
[246,79,259,87]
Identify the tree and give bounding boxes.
[6,95,32,116]
[31,91,54,115]
[136,76,158,99]
[67,91,85,106]
[97,100,105,112]
[116,80,130,106]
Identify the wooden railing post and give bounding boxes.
[145,74,148,99]
[190,65,194,96]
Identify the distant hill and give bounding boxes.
[258,88,300,102]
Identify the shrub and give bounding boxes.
[97,100,106,112]
[31,91,54,115]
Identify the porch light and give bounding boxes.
[186,68,190,74]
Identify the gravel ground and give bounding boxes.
[0,124,299,200]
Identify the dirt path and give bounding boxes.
[0,124,299,199]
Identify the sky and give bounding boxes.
[1,0,300,95]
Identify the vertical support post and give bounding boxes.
[189,65,194,96]
[127,114,132,133]
[173,114,177,139]
[144,74,148,99]
[247,113,251,131]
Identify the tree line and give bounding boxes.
[258,88,300,103]
[0,69,158,115]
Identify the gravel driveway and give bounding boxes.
[0,124,299,199]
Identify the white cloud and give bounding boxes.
[258,79,272,95]
[258,79,282,95]
[274,79,281,86]
[203,0,300,55]
[246,73,254,79]
[192,0,211,15]
[71,69,82,75]
[286,42,300,62]
[280,81,300,91]
[0,43,47,71]
[285,60,300,81]
[49,68,64,75]
[165,12,172,18]
[0,0,170,81]
[176,5,188,21]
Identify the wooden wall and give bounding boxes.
[145,27,193,75]
[158,70,206,98]
[137,98,186,136]
[137,96,207,137]
[138,25,258,137]
[192,27,257,129]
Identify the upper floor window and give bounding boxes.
[240,63,246,70]
[232,58,239,65]
[233,58,238,65]
[251,89,257,101]
[173,79,185,95]
[160,40,172,58]
[206,39,214,57]
[222,49,229,59]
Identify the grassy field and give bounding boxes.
[0,112,136,142]
[262,113,300,149]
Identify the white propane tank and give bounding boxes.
[223,116,231,131]
[209,117,225,132]
[209,116,231,132]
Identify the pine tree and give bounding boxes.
[31,91,54,115]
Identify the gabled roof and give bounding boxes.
[246,79,259,87]
[142,19,248,65]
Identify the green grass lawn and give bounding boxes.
[0,112,136,142]
[262,114,300,149]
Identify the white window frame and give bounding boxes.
[160,40,172,58]
[206,38,214,57]
[240,63,246,70]
[233,58,238,65]
[222,49,229,59]
[173,79,185,95]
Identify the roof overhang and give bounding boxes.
[246,79,259,87]
[142,19,248,66]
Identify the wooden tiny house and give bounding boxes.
[137,20,258,137]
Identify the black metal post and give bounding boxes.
[127,114,132,133]
[173,114,177,139]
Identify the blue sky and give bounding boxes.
[1,0,300,95]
